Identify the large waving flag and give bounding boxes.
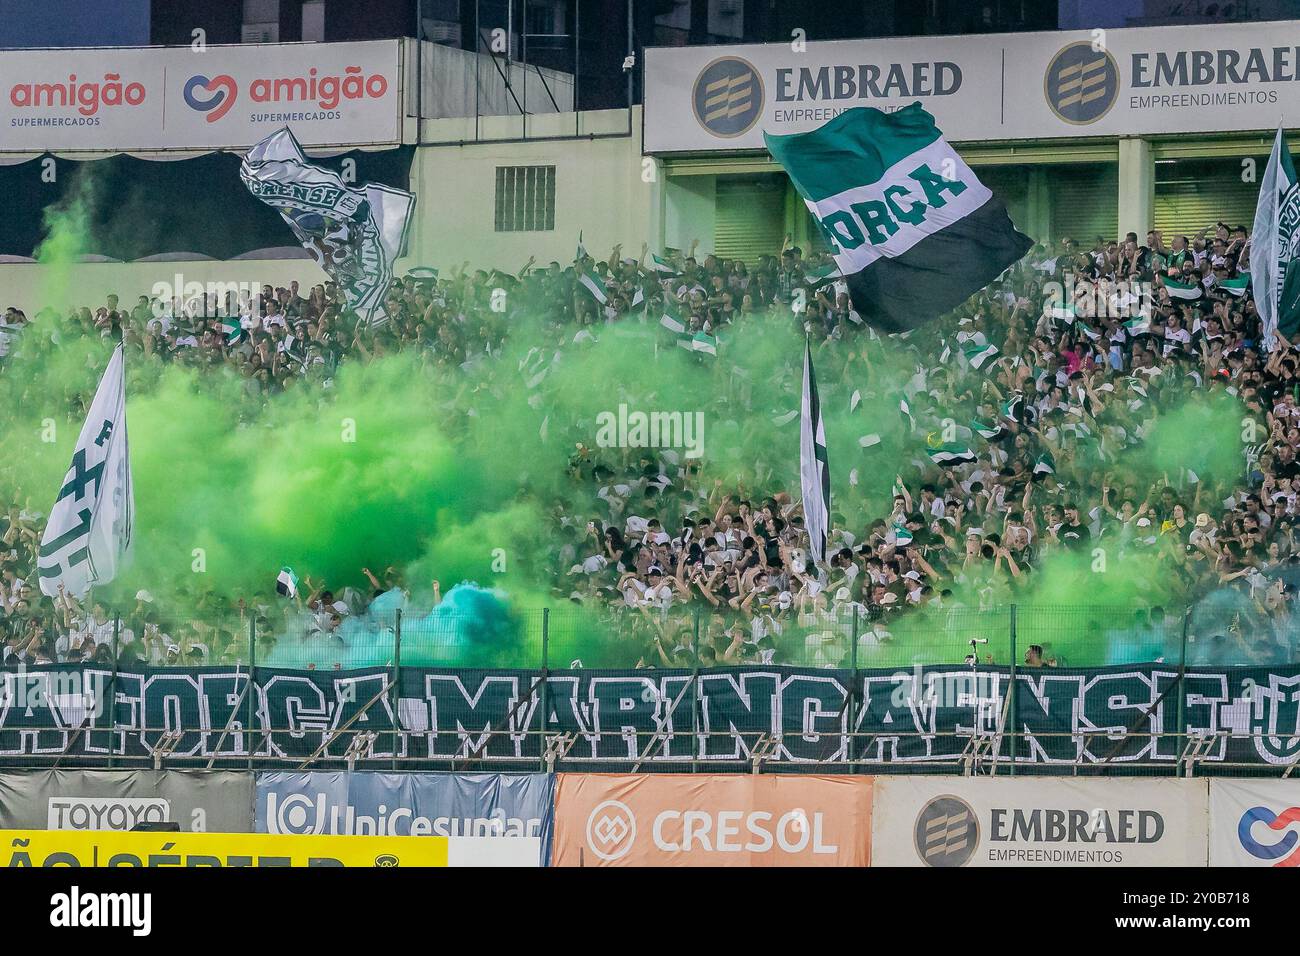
[240,127,415,325]
[765,104,1031,331]
[1251,124,1300,342]
[38,344,134,599]
[800,340,830,565]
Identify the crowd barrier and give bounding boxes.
[2,662,1298,774]
[0,769,1294,867]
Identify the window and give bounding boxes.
[494,165,556,232]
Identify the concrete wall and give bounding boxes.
[406,107,649,268]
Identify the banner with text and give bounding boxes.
[1209,779,1300,867]
[0,40,402,151]
[0,829,539,867]
[552,773,872,866]
[0,769,253,832]
[645,21,1300,151]
[0,663,1296,771]
[255,770,552,865]
[872,777,1208,867]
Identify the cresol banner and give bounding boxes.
[0,769,253,832]
[255,771,553,866]
[644,20,1300,151]
[0,40,401,151]
[0,664,1297,771]
[871,777,1208,867]
[551,773,872,866]
[1209,779,1300,867]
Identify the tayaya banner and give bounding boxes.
[255,771,553,865]
[0,770,252,832]
[240,127,414,324]
[0,663,1296,770]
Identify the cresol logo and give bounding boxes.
[183,66,389,122]
[9,73,147,116]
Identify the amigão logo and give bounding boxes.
[183,74,237,122]
[1238,805,1300,866]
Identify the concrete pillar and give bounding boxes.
[1118,137,1155,240]
[1025,166,1052,241]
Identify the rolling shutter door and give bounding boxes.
[1154,159,1260,239]
[1048,163,1119,244]
[714,175,787,265]
[972,166,1032,238]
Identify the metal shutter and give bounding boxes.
[1048,163,1119,244]
[972,165,1032,238]
[714,175,787,265]
[1154,158,1261,240]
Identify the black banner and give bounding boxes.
[0,663,1296,770]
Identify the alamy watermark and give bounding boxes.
[595,403,705,459]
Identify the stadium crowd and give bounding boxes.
[2,220,1299,669]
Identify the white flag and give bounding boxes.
[38,344,134,599]
[240,127,415,326]
[1251,124,1300,344]
[800,340,831,565]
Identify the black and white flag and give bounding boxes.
[38,344,134,599]
[800,340,831,565]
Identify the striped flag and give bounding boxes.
[1252,124,1300,341]
[578,270,609,305]
[677,332,717,356]
[928,443,976,467]
[276,567,300,598]
[1033,452,1056,479]
[893,522,914,546]
[1124,316,1152,336]
[964,342,999,369]
[1001,393,1023,425]
[649,253,680,276]
[660,296,687,333]
[1217,275,1249,297]
[222,315,245,345]
[765,104,1031,331]
[576,231,588,262]
[1164,278,1202,301]
[972,418,1005,440]
[800,340,831,564]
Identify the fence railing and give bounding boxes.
[66,602,1300,671]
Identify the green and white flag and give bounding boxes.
[928,443,976,467]
[899,397,915,432]
[972,418,1004,440]
[660,297,686,334]
[222,315,245,345]
[964,342,999,370]
[649,253,679,275]
[576,231,588,262]
[893,522,914,546]
[1001,394,1023,425]
[1123,316,1152,336]
[578,270,609,305]
[1217,275,1250,297]
[1252,124,1300,341]
[804,260,840,287]
[677,332,717,356]
[1033,452,1056,478]
[1164,278,1202,301]
[764,104,1031,331]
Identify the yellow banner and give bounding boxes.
[1,830,448,867]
